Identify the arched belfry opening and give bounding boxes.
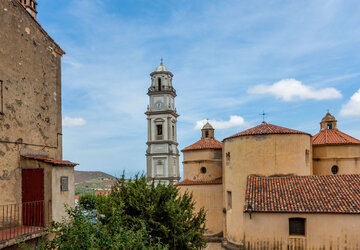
[158,78,161,91]
[320,112,338,131]
[201,122,215,139]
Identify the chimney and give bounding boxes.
[18,0,38,19]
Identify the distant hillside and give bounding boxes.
[75,171,117,195]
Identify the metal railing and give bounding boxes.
[0,200,49,242]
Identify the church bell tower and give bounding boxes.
[145,60,180,185]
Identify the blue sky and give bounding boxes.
[37,0,360,177]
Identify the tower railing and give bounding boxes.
[148,86,176,94]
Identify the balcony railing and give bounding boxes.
[148,86,176,94]
[0,200,50,243]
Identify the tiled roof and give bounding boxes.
[181,138,222,152]
[244,175,360,214]
[175,178,222,186]
[95,190,112,196]
[312,129,360,145]
[22,156,78,166]
[224,122,310,141]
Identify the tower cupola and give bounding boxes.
[18,0,38,19]
[320,112,338,131]
[201,122,215,139]
[149,59,175,94]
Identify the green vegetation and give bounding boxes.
[78,193,97,210]
[75,171,116,195]
[43,175,207,249]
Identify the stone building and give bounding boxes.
[145,61,180,185]
[178,122,223,235]
[0,0,77,248]
[177,113,360,249]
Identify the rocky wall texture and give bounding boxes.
[0,0,63,204]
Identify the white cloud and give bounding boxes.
[248,78,342,102]
[340,89,360,116]
[63,117,87,127]
[195,115,247,130]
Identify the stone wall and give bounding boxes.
[0,0,64,205]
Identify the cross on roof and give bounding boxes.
[260,111,267,122]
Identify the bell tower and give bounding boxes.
[145,60,180,185]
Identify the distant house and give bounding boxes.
[0,0,77,248]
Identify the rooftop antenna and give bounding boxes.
[260,111,267,123]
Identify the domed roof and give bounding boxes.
[224,122,311,141]
[153,58,169,72]
[313,129,360,145]
[181,138,222,152]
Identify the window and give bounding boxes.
[200,167,207,174]
[327,123,332,129]
[226,152,230,165]
[305,149,310,166]
[289,218,305,236]
[156,160,164,176]
[157,124,163,136]
[0,80,3,115]
[331,165,339,174]
[227,191,232,210]
[158,78,162,91]
[205,130,209,138]
[172,125,175,140]
[60,176,69,191]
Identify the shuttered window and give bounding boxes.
[289,218,305,236]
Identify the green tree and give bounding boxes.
[78,193,96,210]
[41,174,206,249]
[42,206,166,250]
[99,175,207,249]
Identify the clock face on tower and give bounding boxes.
[155,102,162,110]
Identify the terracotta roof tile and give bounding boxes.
[22,156,78,166]
[312,129,360,145]
[175,178,222,186]
[95,190,112,196]
[224,122,310,141]
[182,138,222,152]
[244,175,360,214]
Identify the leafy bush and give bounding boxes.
[43,174,206,249]
[78,193,96,210]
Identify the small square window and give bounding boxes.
[289,218,305,236]
[60,176,69,191]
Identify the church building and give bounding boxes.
[177,113,360,249]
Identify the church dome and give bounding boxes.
[202,122,214,130]
[154,59,169,72]
[224,122,310,141]
[321,112,336,123]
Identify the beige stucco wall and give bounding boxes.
[0,0,63,206]
[244,212,360,248]
[178,184,224,235]
[223,134,312,244]
[20,158,75,224]
[51,166,75,222]
[313,144,360,175]
[182,149,222,181]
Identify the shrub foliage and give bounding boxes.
[44,175,206,249]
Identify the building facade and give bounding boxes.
[0,1,77,248]
[145,61,180,185]
[177,113,360,249]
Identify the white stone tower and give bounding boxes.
[145,60,180,185]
